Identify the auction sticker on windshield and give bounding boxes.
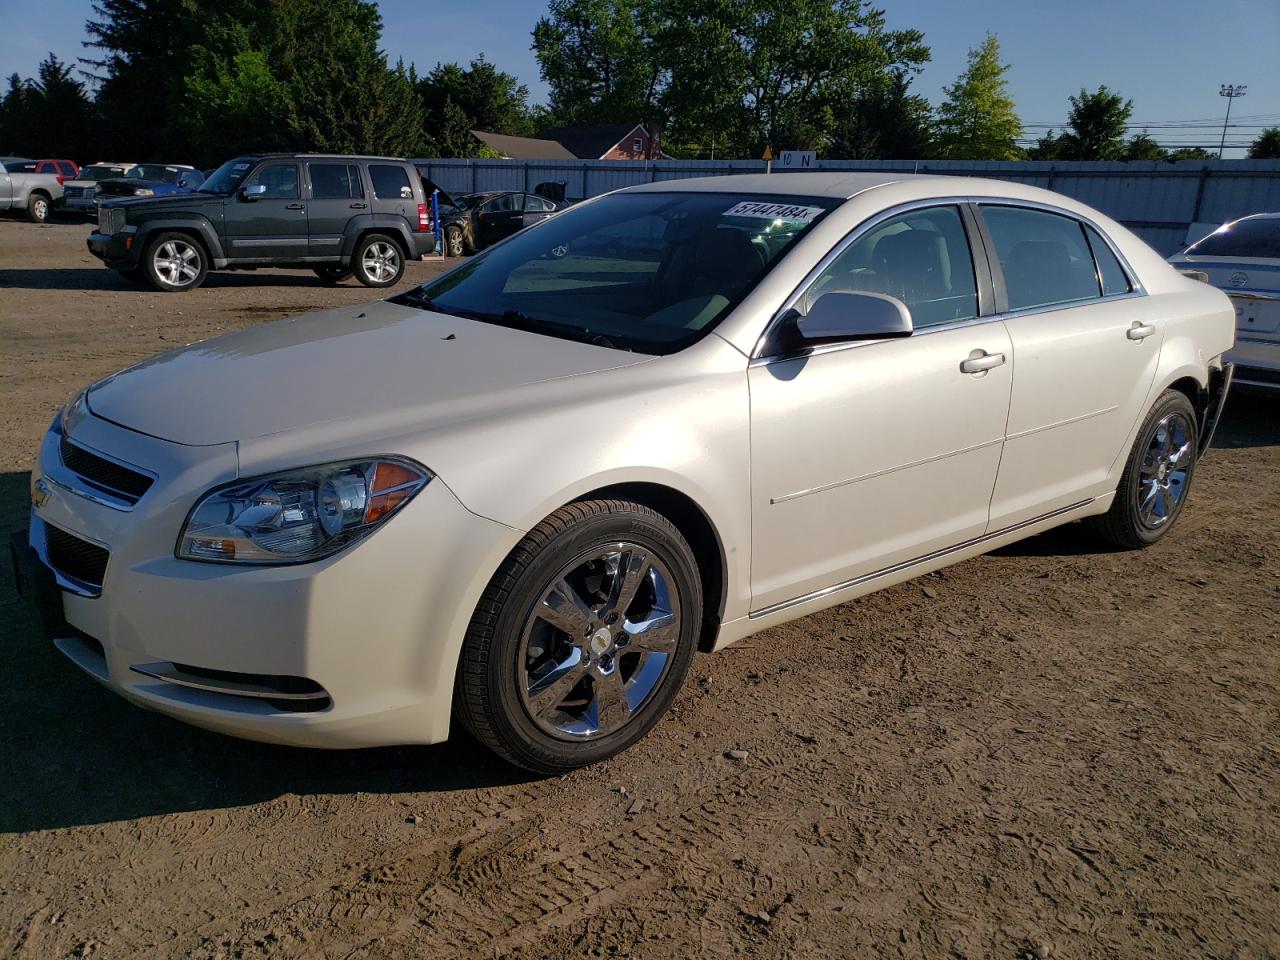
[723,201,824,222]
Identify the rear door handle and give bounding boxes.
[1127,322,1156,340]
[960,351,1006,374]
[286,202,305,211]
[349,202,367,209]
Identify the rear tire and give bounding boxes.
[313,265,353,285]
[27,193,51,223]
[142,232,208,292]
[352,233,405,287]
[455,499,702,774]
[1087,389,1199,549]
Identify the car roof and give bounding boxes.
[234,153,412,162]
[619,172,940,199]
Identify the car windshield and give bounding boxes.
[393,191,836,354]
[130,164,185,183]
[199,158,257,194]
[80,165,130,181]
[1185,218,1280,260]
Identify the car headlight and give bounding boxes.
[134,188,154,196]
[177,457,431,564]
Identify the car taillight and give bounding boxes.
[417,202,429,232]
[56,175,65,185]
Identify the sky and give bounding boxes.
[2,0,1277,157]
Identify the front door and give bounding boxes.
[749,204,1013,613]
[306,161,366,259]
[222,161,308,261]
[477,193,525,247]
[977,204,1162,528]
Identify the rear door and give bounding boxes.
[522,193,556,229]
[306,161,366,258]
[222,161,307,260]
[978,203,1161,529]
[0,163,11,208]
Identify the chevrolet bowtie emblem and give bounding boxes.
[31,477,52,509]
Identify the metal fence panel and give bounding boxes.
[412,157,1280,255]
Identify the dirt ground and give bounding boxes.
[1,217,1277,960]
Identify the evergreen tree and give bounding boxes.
[1248,127,1280,159]
[932,34,1022,160]
[1056,86,1132,160]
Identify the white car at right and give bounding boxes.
[1170,212,1280,388]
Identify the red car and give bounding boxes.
[34,159,80,182]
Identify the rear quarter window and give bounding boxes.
[368,164,414,201]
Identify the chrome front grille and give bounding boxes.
[98,206,111,234]
[59,434,154,506]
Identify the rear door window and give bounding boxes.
[310,163,364,199]
[980,205,1101,311]
[368,164,413,200]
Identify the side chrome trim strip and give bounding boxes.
[770,436,1004,504]
[748,498,1095,620]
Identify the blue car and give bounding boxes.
[96,163,205,201]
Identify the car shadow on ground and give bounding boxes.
[0,470,534,834]
[0,269,335,292]
[1,394,1275,832]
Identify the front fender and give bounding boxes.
[135,217,226,264]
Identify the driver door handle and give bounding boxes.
[960,351,1006,374]
[286,202,305,210]
[1127,322,1156,340]
[349,202,367,209]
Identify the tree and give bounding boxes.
[829,70,932,159]
[1249,127,1280,159]
[0,55,94,159]
[533,0,662,126]
[1027,129,1064,161]
[1055,85,1132,160]
[932,34,1021,160]
[1123,131,1167,161]
[418,58,533,157]
[1166,147,1216,161]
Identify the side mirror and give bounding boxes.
[241,183,267,201]
[795,291,913,345]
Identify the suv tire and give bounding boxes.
[1088,389,1199,549]
[142,233,209,292]
[28,192,51,223]
[352,234,405,287]
[455,499,702,774]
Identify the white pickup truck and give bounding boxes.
[0,158,66,225]
[0,156,65,223]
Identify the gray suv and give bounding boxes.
[87,154,435,292]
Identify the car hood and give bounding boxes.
[86,300,648,446]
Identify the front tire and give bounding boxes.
[352,234,405,287]
[445,225,466,258]
[1088,389,1199,549]
[142,232,208,292]
[456,499,702,774]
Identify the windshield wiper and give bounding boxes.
[495,309,629,351]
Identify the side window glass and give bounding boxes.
[802,205,979,328]
[60,162,77,177]
[310,163,361,199]
[1085,225,1131,297]
[246,163,299,200]
[368,164,413,200]
[981,206,1100,310]
[524,194,548,212]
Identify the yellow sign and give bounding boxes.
[762,144,773,161]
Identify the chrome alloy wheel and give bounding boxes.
[447,227,465,257]
[518,543,681,741]
[1137,411,1194,529]
[154,239,201,287]
[361,241,400,282]
[32,196,49,221]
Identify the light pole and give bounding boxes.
[1219,84,1247,158]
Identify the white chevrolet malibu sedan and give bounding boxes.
[13,173,1235,772]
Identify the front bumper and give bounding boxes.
[15,412,519,749]
[63,195,100,214]
[87,231,139,271]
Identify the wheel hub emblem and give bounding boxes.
[589,628,612,656]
